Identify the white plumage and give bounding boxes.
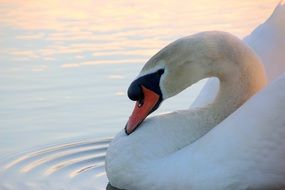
[106,3,285,190]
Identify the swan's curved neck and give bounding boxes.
[106,33,268,189]
[148,45,267,159]
[207,53,266,123]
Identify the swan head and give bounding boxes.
[125,31,263,134]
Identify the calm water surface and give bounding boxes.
[0,0,279,189]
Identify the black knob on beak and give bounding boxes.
[127,69,164,101]
[127,81,143,101]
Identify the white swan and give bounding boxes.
[105,31,281,189]
[192,2,285,108]
[105,4,285,189]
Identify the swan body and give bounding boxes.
[192,3,285,108]
[106,3,285,189]
[109,74,285,189]
[105,31,274,189]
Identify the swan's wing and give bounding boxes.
[244,2,285,81]
[191,2,285,108]
[189,73,285,188]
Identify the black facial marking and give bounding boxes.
[125,69,165,135]
[127,69,164,102]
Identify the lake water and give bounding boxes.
[0,0,279,189]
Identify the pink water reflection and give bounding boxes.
[0,0,279,68]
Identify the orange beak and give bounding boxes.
[125,86,160,135]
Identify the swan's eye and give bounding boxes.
[137,98,144,108]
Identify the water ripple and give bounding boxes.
[0,138,112,190]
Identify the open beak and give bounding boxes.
[125,86,161,135]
